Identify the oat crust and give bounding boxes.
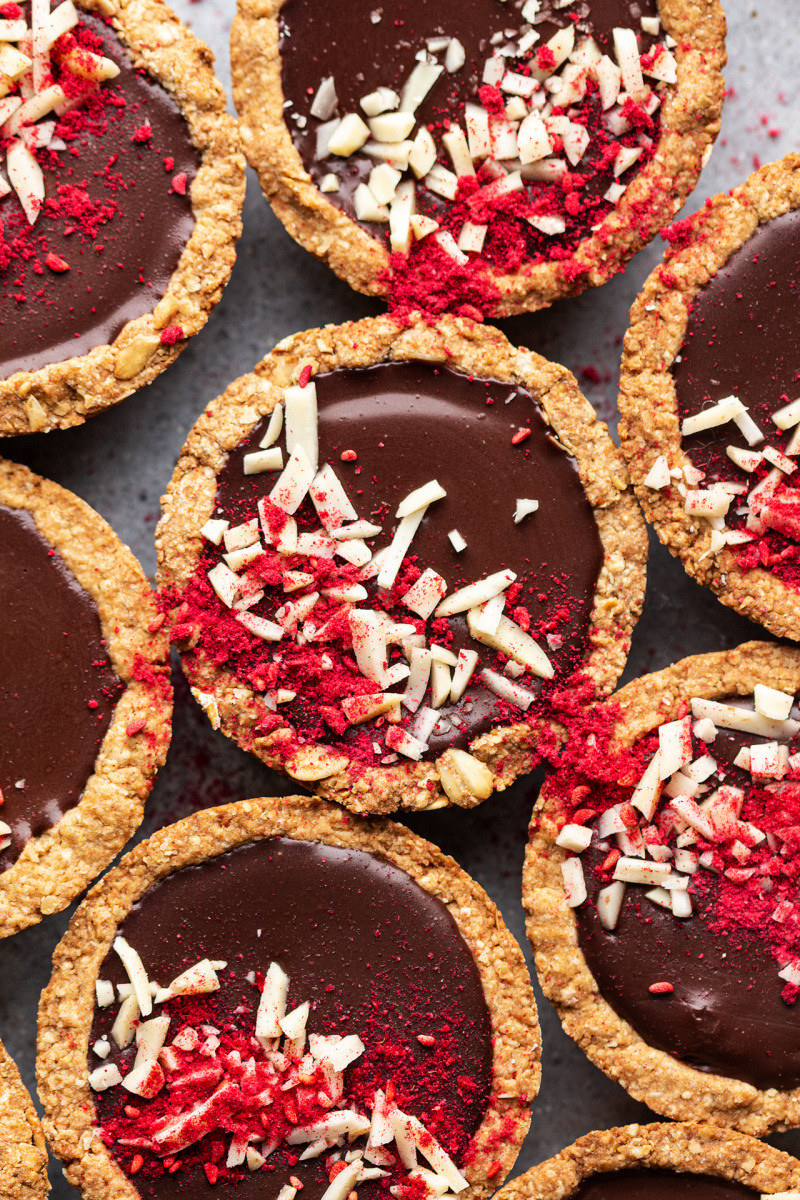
[155,312,648,814]
[37,794,540,1200]
[619,154,800,641]
[230,0,725,316]
[523,640,800,1136]
[0,0,246,436]
[0,459,172,934]
[0,1040,49,1199]
[494,1122,800,1200]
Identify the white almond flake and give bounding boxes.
[612,26,646,98]
[429,659,451,708]
[400,61,443,112]
[630,751,662,820]
[754,683,794,722]
[377,509,428,590]
[613,856,671,885]
[155,959,224,1004]
[517,109,552,164]
[111,993,140,1049]
[425,164,459,201]
[556,823,592,853]
[764,445,797,474]
[471,593,505,636]
[223,543,262,571]
[449,649,478,703]
[734,408,765,446]
[354,182,390,221]
[613,144,642,176]
[528,213,566,236]
[320,1161,362,1200]
[285,382,319,473]
[442,125,475,176]
[361,86,400,116]
[690,697,799,740]
[684,488,732,520]
[408,125,437,177]
[642,455,671,489]
[435,568,515,617]
[389,178,416,254]
[561,857,587,907]
[328,112,370,156]
[89,1063,123,1091]
[448,529,467,553]
[235,612,284,641]
[223,520,259,552]
[342,692,404,724]
[385,725,427,760]
[403,647,433,712]
[93,1037,111,1059]
[6,139,44,225]
[643,44,677,84]
[95,979,115,1007]
[363,138,414,171]
[658,716,692,779]
[641,15,660,33]
[772,396,800,430]
[369,111,415,142]
[726,445,763,472]
[244,447,283,475]
[445,37,465,72]
[465,103,491,160]
[403,568,447,619]
[316,118,341,159]
[310,75,337,120]
[468,610,554,678]
[270,443,315,514]
[349,610,392,685]
[207,562,240,608]
[114,936,153,1017]
[597,880,626,930]
[369,162,401,205]
[457,221,487,253]
[255,961,289,1042]
[480,667,536,710]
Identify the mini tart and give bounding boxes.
[37,794,540,1200]
[230,0,724,317]
[619,153,800,641]
[0,0,245,436]
[0,458,171,934]
[155,312,647,815]
[523,640,800,1135]
[0,1040,49,1199]
[493,1122,800,1200]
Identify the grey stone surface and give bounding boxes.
[4,0,800,1191]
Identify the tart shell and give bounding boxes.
[230,0,725,317]
[493,1122,800,1200]
[37,793,541,1200]
[0,0,246,437]
[619,153,800,641]
[0,1039,49,1200]
[0,458,172,935]
[523,640,800,1136]
[155,312,648,814]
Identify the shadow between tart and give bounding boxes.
[230,0,725,316]
[0,0,246,437]
[492,1121,800,1200]
[155,312,647,815]
[37,794,540,1200]
[619,153,800,641]
[0,458,172,935]
[523,640,800,1136]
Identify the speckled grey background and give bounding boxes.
[5,0,800,1191]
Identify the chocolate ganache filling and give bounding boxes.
[575,698,800,1091]
[571,1170,759,1200]
[673,210,800,582]
[0,9,199,380]
[188,361,603,764]
[279,0,661,268]
[0,504,122,868]
[91,836,494,1196]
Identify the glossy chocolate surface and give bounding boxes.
[576,698,800,1090]
[215,361,604,757]
[674,209,800,481]
[91,835,493,1198]
[0,11,199,380]
[0,504,121,868]
[279,0,658,240]
[572,1169,758,1200]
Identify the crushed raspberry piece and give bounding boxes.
[782,983,800,1006]
[204,1163,219,1185]
[511,428,531,445]
[131,122,152,142]
[171,172,188,195]
[648,982,674,994]
[160,325,184,345]
[125,717,147,736]
[340,449,357,462]
[45,253,71,273]
[298,364,313,388]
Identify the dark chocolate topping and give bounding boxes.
[575,697,800,1091]
[674,209,800,482]
[213,361,603,757]
[278,0,659,256]
[0,504,122,868]
[571,1169,758,1200]
[0,10,199,380]
[91,835,494,1197]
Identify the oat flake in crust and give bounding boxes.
[0,1039,49,1199]
[494,1122,800,1200]
[0,459,171,935]
[0,0,245,437]
[155,312,647,815]
[230,0,725,317]
[523,640,800,1136]
[619,154,800,641]
[37,794,540,1200]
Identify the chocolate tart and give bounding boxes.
[0,1039,49,1199]
[523,640,800,1134]
[619,153,800,641]
[155,312,647,814]
[0,0,245,436]
[493,1122,800,1200]
[0,458,171,934]
[230,0,724,317]
[37,794,540,1200]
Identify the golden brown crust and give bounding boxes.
[0,458,172,934]
[230,0,725,316]
[495,1122,800,1200]
[0,0,246,436]
[37,794,540,1200]
[0,1041,50,1199]
[155,312,648,813]
[523,640,800,1135]
[619,153,800,641]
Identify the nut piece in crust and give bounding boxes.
[0,0,245,436]
[155,312,647,815]
[230,0,725,317]
[0,458,172,936]
[493,1122,800,1200]
[523,640,800,1135]
[0,1040,49,1199]
[37,794,540,1200]
[619,153,800,642]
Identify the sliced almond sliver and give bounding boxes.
[435,569,515,617]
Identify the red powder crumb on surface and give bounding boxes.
[648,981,674,994]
